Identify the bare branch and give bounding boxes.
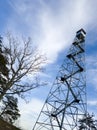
[0,34,47,100]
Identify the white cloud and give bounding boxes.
[6,0,97,63]
[86,56,97,89]
[87,100,97,119]
[88,100,97,106]
[18,98,44,130]
[87,69,97,88]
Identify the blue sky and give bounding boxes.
[0,0,97,130]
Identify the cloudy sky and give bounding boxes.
[0,0,97,130]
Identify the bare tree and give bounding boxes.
[0,34,46,100]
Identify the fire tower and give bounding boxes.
[33,29,86,130]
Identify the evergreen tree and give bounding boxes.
[79,113,97,130]
[0,36,9,98]
[0,95,20,124]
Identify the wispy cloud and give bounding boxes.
[6,0,97,63]
[86,56,97,89]
[88,100,97,106]
[18,98,44,130]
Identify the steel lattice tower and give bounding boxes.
[33,29,86,130]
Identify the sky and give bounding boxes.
[0,0,97,130]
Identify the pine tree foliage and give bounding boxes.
[0,36,9,99]
[0,95,20,124]
[79,113,97,130]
